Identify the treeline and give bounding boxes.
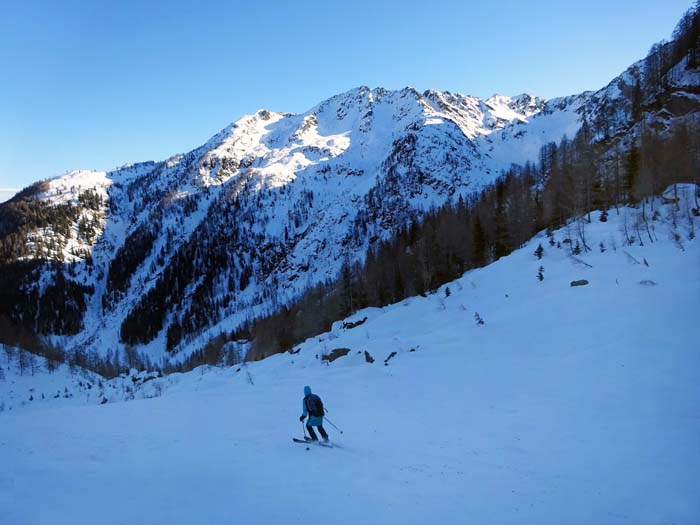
[104,222,158,308]
[162,333,245,374]
[0,182,104,339]
[0,185,76,262]
[118,191,241,347]
[0,314,162,379]
[0,344,64,382]
[0,184,105,263]
[644,2,700,89]
[0,261,93,337]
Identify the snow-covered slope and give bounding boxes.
[0,347,166,413]
[2,187,697,524]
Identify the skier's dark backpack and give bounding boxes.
[305,394,324,417]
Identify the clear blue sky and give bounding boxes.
[0,0,692,193]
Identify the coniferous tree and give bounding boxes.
[471,214,487,268]
[625,146,641,203]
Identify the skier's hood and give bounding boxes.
[304,386,311,396]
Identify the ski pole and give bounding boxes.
[324,416,344,434]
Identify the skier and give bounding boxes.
[299,385,329,442]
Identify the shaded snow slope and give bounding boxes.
[0,349,165,413]
[2,188,698,524]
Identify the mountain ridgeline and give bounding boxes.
[1,5,699,375]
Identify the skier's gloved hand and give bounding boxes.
[299,415,305,422]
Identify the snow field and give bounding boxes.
[1,195,698,524]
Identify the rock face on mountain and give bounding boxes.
[1,34,698,364]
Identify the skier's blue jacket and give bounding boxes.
[302,385,324,427]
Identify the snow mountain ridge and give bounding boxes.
[1,42,698,365]
[3,86,590,363]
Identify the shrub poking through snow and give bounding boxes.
[342,317,368,330]
[321,348,351,363]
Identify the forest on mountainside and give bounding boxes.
[233,6,700,363]
[237,120,698,363]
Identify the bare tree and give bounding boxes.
[18,350,30,376]
[3,345,14,366]
[29,353,37,376]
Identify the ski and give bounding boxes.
[292,438,333,447]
